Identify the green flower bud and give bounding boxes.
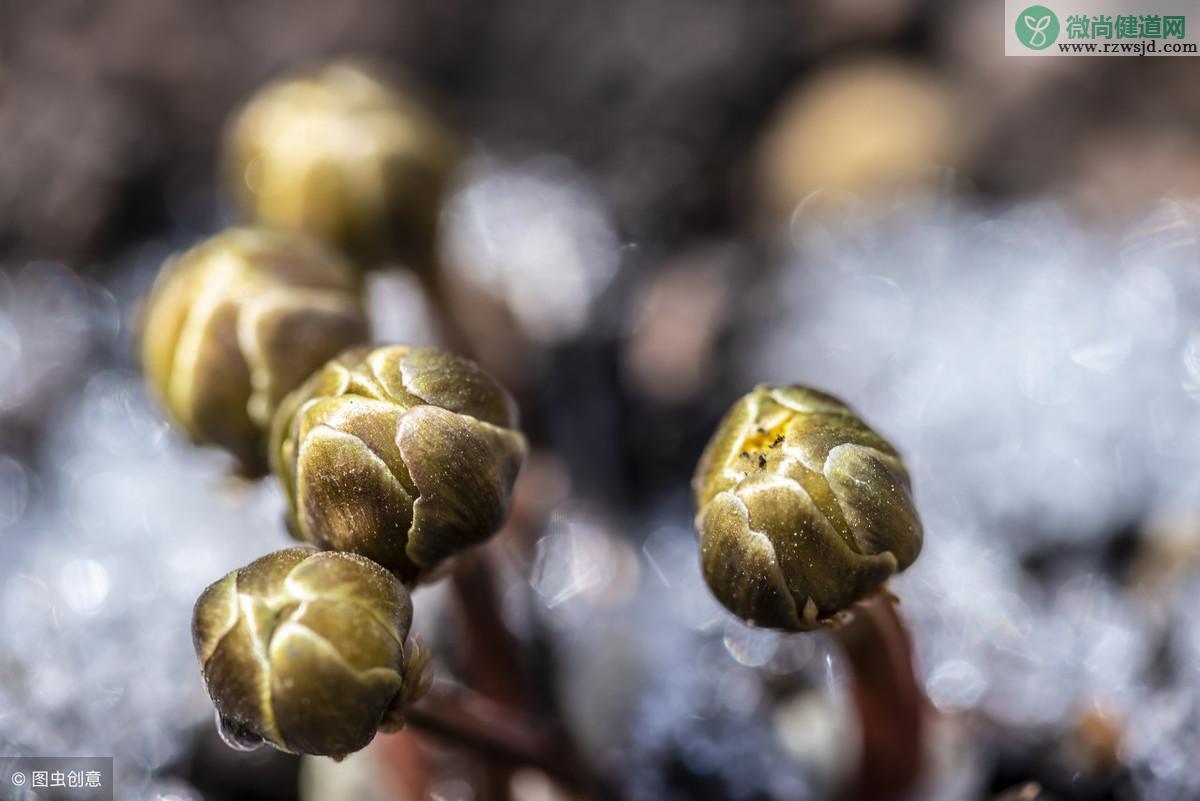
[271,345,527,580]
[225,62,460,271]
[693,385,922,631]
[141,227,368,472]
[192,547,430,758]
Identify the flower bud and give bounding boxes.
[141,227,368,472]
[271,345,527,579]
[193,547,430,758]
[225,62,460,271]
[693,385,922,631]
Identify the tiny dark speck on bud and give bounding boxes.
[757,454,767,468]
[740,451,750,459]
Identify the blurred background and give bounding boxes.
[2,0,1200,799]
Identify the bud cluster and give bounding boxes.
[138,64,523,759]
[136,60,928,767]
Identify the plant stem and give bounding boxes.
[833,591,926,801]
[448,549,528,801]
[417,267,475,358]
[450,549,530,707]
[405,686,588,794]
[374,724,434,799]
[447,548,616,800]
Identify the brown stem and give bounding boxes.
[993,784,1042,801]
[406,686,588,794]
[448,548,529,801]
[833,591,926,801]
[450,549,529,706]
[374,726,435,800]
[448,548,617,801]
[417,267,475,359]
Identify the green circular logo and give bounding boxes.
[1016,5,1059,49]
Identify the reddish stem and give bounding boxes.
[405,687,587,794]
[374,728,435,801]
[450,549,529,707]
[833,592,926,801]
[449,549,527,801]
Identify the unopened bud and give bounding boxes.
[693,385,922,631]
[141,227,368,472]
[193,547,430,758]
[226,62,460,271]
[271,345,527,579]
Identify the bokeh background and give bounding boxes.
[2,1,1200,799]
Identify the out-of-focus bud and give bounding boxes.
[271,345,527,580]
[756,59,961,220]
[225,62,461,272]
[141,227,368,473]
[193,547,431,758]
[693,385,922,631]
